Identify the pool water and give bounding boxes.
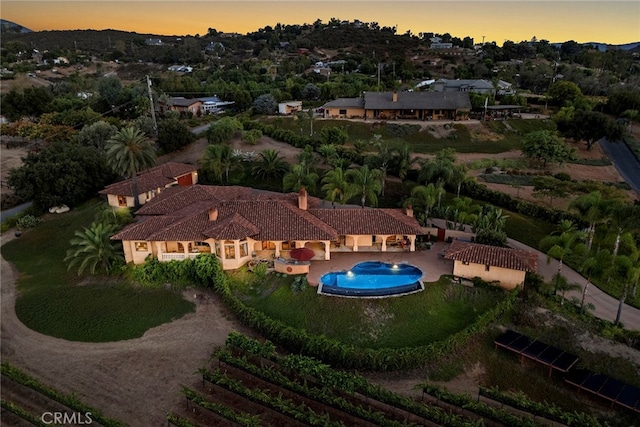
[319,261,424,297]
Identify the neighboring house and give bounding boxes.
[161,97,202,115]
[429,37,453,49]
[160,96,233,115]
[322,91,471,121]
[100,162,198,208]
[278,101,303,115]
[444,240,538,289]
[145,38,163,46]
[111,186,423,270]
[497,80,515,95]
[432,79,496,95]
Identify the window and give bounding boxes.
[262,241,276,250]
[339,109,347,115]
[240,241,248,258]
[224,240,236,259]
[485,264,490,271]
[462,261,469,265]
[135,242,148,252]
[117,195,127,207]
[214,242,221,258]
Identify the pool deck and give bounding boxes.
[307,241,454,286]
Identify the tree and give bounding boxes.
[346,165,382,208]
[207,117,242,144]
[321,167,351,207]
[547,81,582,106]
[283,163,318,194]
[420,148,457,202]
[75,121,118,150]
[569,191,609,252]
[560,110,624,150]
[105,127,156,208]
[320,126,349,145]
[393,145,418,181]
[532,176,571,207]
[64,222,123,275]
[365,141,393,196]
[541,220,586,295]
[403,183,443,225]
[608,203,640,257]
[251,149,289,181]
[522,130,576,167]
[472,205,509,246]
[613,255,640,326]
[253,94,277,115]
[301,83,320,100]
[157,119,195,153]
[7,142,114,211]
[202,144,240,183]
[579,249,612,313]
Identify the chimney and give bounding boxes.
[208,208,218,221]
[298,187,308,211]
[406,204,413,218]
[392,91,398,102]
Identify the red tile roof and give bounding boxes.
[309,208,423,235]
[112,185,421,243]
[444,240,538,272]
[99,162,197,197]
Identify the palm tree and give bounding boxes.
[367,141,393,196]
[541,220,586,295]
[472,205,510,246]
[251,149,289,181]
[608,203,640,257]
[283,163,319,193]
[403,183,442,225]
[65,222,123,275]
[321,167,352,207]
[449,163,467,198]
[393,145,418,181]
[579,249,611,313]
[450,196,480,231]
[346,165,382,208]
[203,144,239,183]
[105,126,156,208]
[551,274,581,305]
[613,255,640,326]
[569,191,609,252]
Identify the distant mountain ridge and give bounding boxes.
[1,19,32,34]
[551,41,640,52]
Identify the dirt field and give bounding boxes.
[0,147,29,197]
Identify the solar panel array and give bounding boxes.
[566,369,640,413]
[494,330,579,374]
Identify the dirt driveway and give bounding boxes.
[0,233,250,426]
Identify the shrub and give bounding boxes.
[553,172,571,181]
[16,214,41,230]
[290,275,308,292]
[242,129,262,145]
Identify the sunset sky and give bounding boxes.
[2,1,639,45]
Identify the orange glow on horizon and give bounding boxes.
[2,1,639,45]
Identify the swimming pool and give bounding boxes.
[319,261,424,297]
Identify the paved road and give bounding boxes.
[190,122,214,135]
[599,138,640,196]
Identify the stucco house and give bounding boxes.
[444,240,538,289]
[278,101,303,115]
[111,185,423,270]
[322,91,471,121]
[99,162,198,208]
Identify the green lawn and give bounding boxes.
[233,272,505,349]
[1,200,195,342]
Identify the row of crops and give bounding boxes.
[169,332,606,427]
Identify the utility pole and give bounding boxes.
[482,35,485,45]
[146,75,158,137]
[377,62,381,87]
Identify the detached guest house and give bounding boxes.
[111,185,423,270]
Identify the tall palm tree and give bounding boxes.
[105,126,156,208]
[203,144,239,183]
[613,254,640,326]
[579,249,612,313]
[283,163,319,193]
[251,149,289,181]
[569,191,609,253]
[346,165,382,208]
[368,141,393,196]
[394,145,418,181]
[541,220,586,295]
[65,222,123,275]
[449,163,468,198]
[321,167,352,207]
[450,196,480,231]
[404,183,444,225]
[608,203,640,257]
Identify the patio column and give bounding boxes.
[381,235,387,252]
[181,241,190,256]
[409,235,416,251]
[352,236,359,252]
[274,242,280,258]
[155,241,163,261]
[323,241,330,260]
